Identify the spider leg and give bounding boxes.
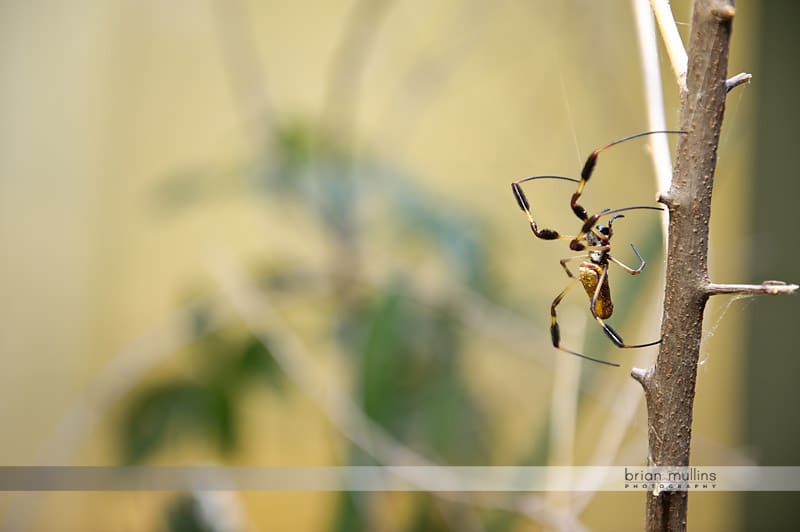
[511,175,579,241]
[608,243,647,275]
[559,255,586,278]
[590,264,660,349]
[570,205,663,251]
[569,130,687,222]
[550,277,620,367]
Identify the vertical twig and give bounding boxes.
[631,1,797,530]
[636,1,735,529]
[633,0,675,240]
[649,0,689,93]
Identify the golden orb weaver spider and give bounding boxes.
[511,130,686,366]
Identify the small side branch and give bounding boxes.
[706,281,799,296]
[726,72,752,92]
[630,366,652,388]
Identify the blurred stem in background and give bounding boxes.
[316,0,394,299]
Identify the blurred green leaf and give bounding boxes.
[366,161,493,293]
[258,119,317,196]
[236,336,285,391]
[119,327,287,464]
[356,282,488,464]
[189,329,286,395]
[120,380,236,464]
[360,287,404,425]
[330,492,370,532]
[165,494,219,532]
[404,494,449,532]
[258,117,495,293]
[482,507,520,532]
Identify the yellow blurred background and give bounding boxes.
[1,1,794,531]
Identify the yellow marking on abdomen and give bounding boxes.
[579,262,613,319]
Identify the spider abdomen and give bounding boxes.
[579,262,613,319]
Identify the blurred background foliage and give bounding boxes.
[0,1,796,531]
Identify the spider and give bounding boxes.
[511,130,685,366]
